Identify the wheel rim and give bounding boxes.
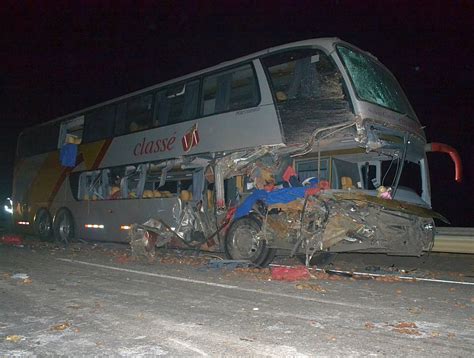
[228,223,263,260]
[37,212,51,237]
[58,215,71,243]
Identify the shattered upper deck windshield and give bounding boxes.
[336,45,417,120]
[262,48,355,145]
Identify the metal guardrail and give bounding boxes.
[432,227,474,254]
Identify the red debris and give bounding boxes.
[115,254,132,264]
[0,235,23,246]
[271,265,310,281]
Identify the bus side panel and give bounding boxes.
[73,198,181,243]
[100,105,283,169]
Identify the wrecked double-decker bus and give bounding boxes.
[13,38,461,265]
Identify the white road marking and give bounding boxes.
[167,338,209,357]
[57,258,375,309]
[311,267,474,286]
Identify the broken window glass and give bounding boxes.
[337,45,416,120]
[78,170,110,200]
[262,49,354,145]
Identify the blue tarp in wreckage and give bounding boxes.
[234,187,308,219]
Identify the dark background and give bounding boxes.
[1,1,472,226]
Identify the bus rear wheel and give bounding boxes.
[225,216,276,267]
[53,208,75,245]
[34,208,53,241]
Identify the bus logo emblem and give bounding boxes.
[182,124,200,152]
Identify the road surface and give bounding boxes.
[1,238,473,357]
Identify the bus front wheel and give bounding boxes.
[34,208,53,241]
[53,208,75,245]
[225,216,276,267]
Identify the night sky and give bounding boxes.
[1,1,473,226]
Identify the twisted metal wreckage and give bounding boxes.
[129,118,448,266]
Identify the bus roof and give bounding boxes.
[24,37,363,131]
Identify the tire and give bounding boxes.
[34,208,53,241]
[53,208,75,245]
[225,216,276,267]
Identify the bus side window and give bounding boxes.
[332,159,360,189]
[18,123,59,157]
[127,94,153,132]
[114,94,153,135]
[155,79,199,126]
[123,164,148,199]
[295,158,330,182]
[78,170,109,200]
[83,106,116,143]
[58,116,84,148]
[201,64,259,116]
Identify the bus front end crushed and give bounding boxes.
[255,190,441,258]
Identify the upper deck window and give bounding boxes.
[115,94,154,135]
[17,123,59,157]
[336,45,416,120]
[58,116,84,147]
[263,49,345,102]
[201,64,259,116]
[262,48,353,144]
[155,79,199,126]
[83,105,116,143]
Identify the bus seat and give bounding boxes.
[143,190,153,198]
[341,176,355,190]
[180,190,192,201]
[129,121,148,132]
[276,91,288,102]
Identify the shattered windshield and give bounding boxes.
[336,45,416,120]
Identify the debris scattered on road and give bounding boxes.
[2,272,12,280]
[159,254,209,266]
[66,304,83,310]
[11,273,29,280]
[207,260,252,270]
[51,322,71,331]
[391,322,421,336]
[5,335,23,343]
[115,254,133,265]
[408,307,423,315]
[20,277,32,285]
[271,266,310,281]
[0,234,23,246]
[226,267,272,281]
[295,282,327,293]
[364,322,375,330]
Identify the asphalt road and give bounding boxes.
[1,239,473,357]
